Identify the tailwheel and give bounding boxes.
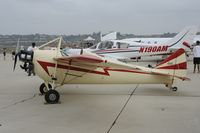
[45,90,60,104]
[39,83,52,95]
[171,87,178,91]
[165,84,178,92]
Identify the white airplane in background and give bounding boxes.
[67,26,198,60]
[124,35,200,45]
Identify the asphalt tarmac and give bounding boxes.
[0,55,200,133]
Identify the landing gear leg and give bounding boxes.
[44,60,60,104]
[42,81,60,104]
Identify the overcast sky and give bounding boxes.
[0,0,199,35]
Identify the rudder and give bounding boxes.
[155,48,188,80]
[167,26,198,51]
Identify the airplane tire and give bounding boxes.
[39,83,52,95]
[45,90,60,104]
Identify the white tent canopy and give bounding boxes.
[84,36,95,41]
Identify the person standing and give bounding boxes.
[193,41,200,73]
[27,42,37,51]
[27,42,37,76]
[11,50,15,60]
[3,48,6,61]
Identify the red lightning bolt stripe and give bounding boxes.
[37,61,110,76]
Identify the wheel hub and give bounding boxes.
[49,94,57,101]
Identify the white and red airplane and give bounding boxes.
[14,37,189,104]
[93,26,197,60]
[124,34,200,45]
[68,26,197,61]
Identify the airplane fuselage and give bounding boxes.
[33,49,176,85]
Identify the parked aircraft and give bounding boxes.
[67,26,197,60]
[91,26,197,60]
[124,34,200,45]
[14,37,189,104]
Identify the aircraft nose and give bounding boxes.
[13,50,34,71]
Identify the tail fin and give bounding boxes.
[101,32,117,41]
[167,26,198,51]
[155,48,188,80]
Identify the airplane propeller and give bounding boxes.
[13,38,29,71]
[13,50,34,72]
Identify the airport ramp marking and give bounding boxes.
[106,84,139,133]
[0,94,37,110]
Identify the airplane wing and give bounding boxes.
[55,55,104,63]
[54,54,106,68]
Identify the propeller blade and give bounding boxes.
[15,38,20,53]
[13,53,19,71]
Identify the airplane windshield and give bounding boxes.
[98,41,113,49]
[90,44,98,49]
[61,48,69,56]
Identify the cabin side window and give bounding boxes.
[117,42,129,48]
[98,41,113,49]
[98,42,104,49]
